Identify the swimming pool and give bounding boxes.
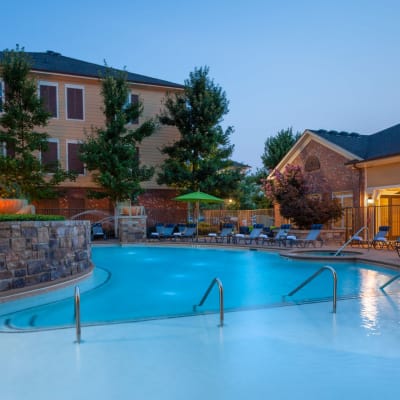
[2,245,400,400]
[1,246,398,330]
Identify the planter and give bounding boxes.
[0,199,28,214]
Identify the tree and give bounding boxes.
[263,164,342,228]
[157,66,241,197]
[228,169,272,210]
[80,66,156,205]
[261,127,301,171]
[0,46,75,200]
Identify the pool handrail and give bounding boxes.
[74,286,81,343]
[193,277,224,327]
[334,225,369,256]
[285,266,337,313]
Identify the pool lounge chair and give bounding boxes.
[371,226,390,249]
[207,223,234,243]
[263,224,292,246]
[234,224,264,245]
[174,223,197,241]
[292,224,323,247]
[150,223,165,239]
[158,223,177,240]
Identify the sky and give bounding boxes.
[3,0,400,170]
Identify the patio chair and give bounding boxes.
[157,223,176,240]
[263,224,291,246]
[292,224,323,247]
[371,226,390,249]
[91,223,107,241]
[150,223,165,239]
[232,226,250,244]
[174,223,197,241]
[234,224,264,244]
[207,223,234,243]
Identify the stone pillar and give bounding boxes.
[118,216,147,243]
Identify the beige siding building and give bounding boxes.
[2,50,183,214]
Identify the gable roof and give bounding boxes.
[309,123,400,162]
[0,50,183,89]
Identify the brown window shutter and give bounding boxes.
[42,141,58,172]
[68,143,84,174]
[40,85,57,117]
[67,88,83,120]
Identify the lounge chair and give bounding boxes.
[174,223,197,241]
[150,223,165,239]
[207,223,234,243]
[232,226,249,243]
[158,223,176,240]
[234,224,264,244]
[263,224,291,246]
[371,226,390,249]
[292,224,323,247]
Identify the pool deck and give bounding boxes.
[1,242,400,399]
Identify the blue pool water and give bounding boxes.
[1,246,398,329]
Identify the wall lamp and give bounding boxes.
[367,196,374,205]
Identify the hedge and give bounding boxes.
[0,214,65,222]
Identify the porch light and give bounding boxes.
[367,196,374,205]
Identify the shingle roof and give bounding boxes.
[0,50,183,89]
[309,123,400,161]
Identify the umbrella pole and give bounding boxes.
[196,201,199,241]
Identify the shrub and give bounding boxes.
[0,214,65,222]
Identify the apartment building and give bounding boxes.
[1,50,183,214]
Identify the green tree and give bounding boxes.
[229,169,272,210]
[157,66,241,197]
[263,164,342,228]
[0,46,75,200]
[261,127,301,171]
[80,67,156,205]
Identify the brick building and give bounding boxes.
[273,124,400,238]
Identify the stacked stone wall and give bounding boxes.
[0,220,92,293]
[118,216,147,243]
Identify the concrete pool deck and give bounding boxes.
[2,293,400,399]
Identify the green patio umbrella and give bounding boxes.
[173,191,224,239]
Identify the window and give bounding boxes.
[41,139,59,173]
[332,192,353,229]
[39,82,58,118]
[127,93,139,124]
[66,85,84,120]
[67,141,84,174]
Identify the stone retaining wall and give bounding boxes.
[0,220,92,293]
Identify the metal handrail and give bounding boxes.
[74,286,81,343]
[380,274,400,290]
[285,266,338,313]
[334,226,368,256]
[193,278,224,326]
